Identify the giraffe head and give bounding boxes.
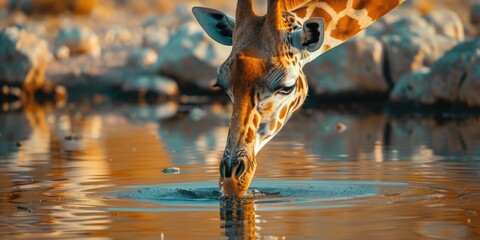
[193,0,325,197]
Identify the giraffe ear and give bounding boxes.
[192,7,235,46]
[292,18,325,52]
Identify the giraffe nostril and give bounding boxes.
[234,160,246,179]
[220,161,225,179]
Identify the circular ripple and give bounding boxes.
[113,180,407,211]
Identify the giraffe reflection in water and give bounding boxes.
[220,199,258,239]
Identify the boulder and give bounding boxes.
[380,11,461,84]
[423,10,464,41]
[305,36,388,96]
[472,0,480,23]
[155,21,230,91]
[54,45,70,60]
[458,65,480,107]
[472,0,480,33]
[141,26,169,53]
[390,68,433,104]
[0,26,50,92]
[55,24,101,57]
[429,38,480,105]
[391,38,480,107]
[104,26,133,45]
[127,48,158,68]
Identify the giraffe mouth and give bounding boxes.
[219,149,256,197]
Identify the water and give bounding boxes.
[1,102,480,239]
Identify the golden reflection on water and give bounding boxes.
[0,102,480,239]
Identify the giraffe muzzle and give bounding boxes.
[219,148,256,197]
[220,157,247,180]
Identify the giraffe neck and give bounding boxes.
[289,0,405,63]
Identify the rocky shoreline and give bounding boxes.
[1,0,479,112]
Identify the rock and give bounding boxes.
[390,68,433,104]
[162,167,180,174]
[423,10,464,41]
[391,38,480,107]
[141,26,169,52]
[472,1,480,32]
[55,25,101,57]
[121,75,179,99]
[0,26,50,92]
[127,48,157,68]
[335,122,347,133]
[104,26,133,45]
[430,38,480,105]
[155,21,230,91]
[380,11,459,84]
[305,36,388,95]
[54,45,70,60]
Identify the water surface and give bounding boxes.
[1,102,479,239]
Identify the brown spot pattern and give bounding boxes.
[331,15,361,41]
[325,0,349,13]
[279,105,288,119]
[252,114,258,127]
[269,121,276,131]
[294,6,308,18]
[289,99,297,110]
[275,121,282,132]
[298,78,304,91]
[263,102,273,112]
[311,7,332,29]
[323,44,331,51]
[245,128,254,143]
[352,0,398,20]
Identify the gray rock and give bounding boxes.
[459,65,480,107]
[0,26,50,91]
[155,21,230,90]
[104,26,133,45]
[55,24,101,57]
[54,45,70,60]
[141,26,169,52]
[391,38,480,107]
[162,167,180,174]
[429,38,480,105]
[471,0,480,25]
[423,10,464,41]
[380,11,459,84]
[390,68,433,104]
[127,48,158,68]
[305,36,388,95]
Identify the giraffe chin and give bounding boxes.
[219,176,253,198]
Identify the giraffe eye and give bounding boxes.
[277,85,295,95]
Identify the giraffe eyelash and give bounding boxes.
[267,66,287,92]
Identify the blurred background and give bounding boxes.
[1,1,480,239]
[0,0,479,108]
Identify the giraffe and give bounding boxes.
[192,0,405,197]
